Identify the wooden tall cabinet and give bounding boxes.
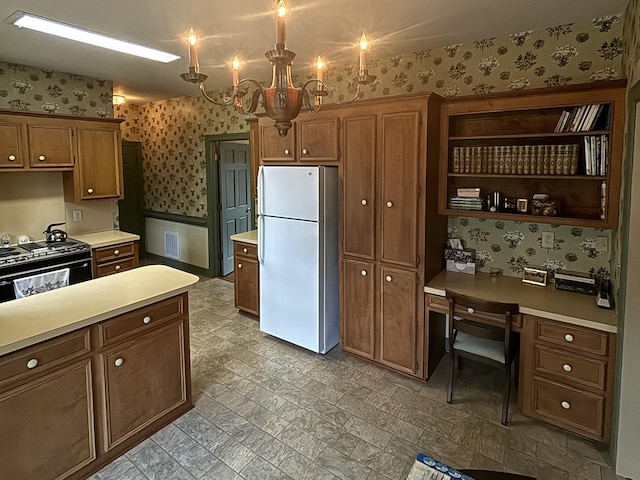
[340,95,446,378]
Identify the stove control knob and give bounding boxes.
[8,155,16,162]
[38,155,46,162]
[87,188,94,194]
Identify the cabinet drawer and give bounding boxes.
[234,242,257,258]
[426,294,448,313]
[534,318,608,356]
[0,328,90,386]
[532,376,605,439]
[96,258,137,277]
[534,345,607,391]
[98,295,185,347]
[94,242,136,263]
[427,294,522,329]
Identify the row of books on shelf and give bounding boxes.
[452,145,581,176]
[584,134,609,176]
[554,103,610,133]
[447,196,484,210]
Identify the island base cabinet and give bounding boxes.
[0,361,96,480]
[100,319,189,451]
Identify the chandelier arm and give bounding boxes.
[301,79,362,109]
[198,83,234,107]
[234,78,265,115]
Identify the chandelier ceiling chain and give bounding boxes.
[180,0,376,136]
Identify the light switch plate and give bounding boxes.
[541,231,554,248]
[596,236,608,252]
[72,210,83,222]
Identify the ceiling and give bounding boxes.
[0,0,628,104]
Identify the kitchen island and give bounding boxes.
[0,265,198,480]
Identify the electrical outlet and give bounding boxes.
[72,210,83,222]
[596,236,608,252]
[541,231,554,248]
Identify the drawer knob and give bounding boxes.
[114,358,124,367]
[238,263,243,269]
[563,364,572,372]
[143,316,151,324]
[361,199,367,206]
[386,201,393,208]
[564,334,574,342]
[8,155,16,161]
[243,247,248,253]
[114,249,120,255]
[87,188,94,194]
[561,401,571,410]
[467,307,475,314]
[26,358,38,369]
[38,155,46,161]
[284,149,290,155]
[115,265,121,271]
[361,270,367,276]
[386,275,392,282]
[302,148,309,155]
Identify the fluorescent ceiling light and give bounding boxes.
[10,12,180,63]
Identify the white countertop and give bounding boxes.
[0,265,199,356]
[230,230,258,245]
[72,230,140,248]
[425,270,617,333]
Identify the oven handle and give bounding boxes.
[0,259,91,282]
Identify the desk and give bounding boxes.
[424,270,617,443]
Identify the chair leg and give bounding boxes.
[502,362,511,425]
[458,356,464,370]
[447,353,455,404]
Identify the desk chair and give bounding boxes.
[445,289,520,425]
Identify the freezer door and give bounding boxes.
[259,215,323,353]
[259,166,321,221]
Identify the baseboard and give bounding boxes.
[145,253,215,278]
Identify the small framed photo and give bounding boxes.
[522,267,547,286]
[517,198,528,213]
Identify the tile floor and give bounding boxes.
[91,278,628,480]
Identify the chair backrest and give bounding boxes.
[445,288,520,345]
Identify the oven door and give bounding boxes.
[0,258,92,303]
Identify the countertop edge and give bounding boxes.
[230,230,258,245]
[72,230,141,248]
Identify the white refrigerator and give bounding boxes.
[257,165,339,354]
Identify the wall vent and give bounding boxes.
[164,231,180,260]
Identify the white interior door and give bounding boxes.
[259,215,321,352]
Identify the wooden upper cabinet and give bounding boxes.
[297,116,339,162]
[342,114,376,260]
[260,123,296,163]
[0,121,24,168]
[27,121,75,168]
[379,110,421,267]
[73,123,123,200]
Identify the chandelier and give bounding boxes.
[180,0,376,136]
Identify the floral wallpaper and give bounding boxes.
[623,0,640,86]
[0,61,114,118]
[448,217,611,282]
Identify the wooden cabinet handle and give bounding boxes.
[561,401,571,410]
[115,265,121,271]
[38,155,46,161]
[238,263,243,269]
[564,334,574,342]
[26,358,38,369]
[361,270,367,276]
[284,149,290,155]
[114,358,124,367]
[87,188,94,194]
[8,155,16,161]
[386,201,393,208]
[243,248,248,253]
[302,148,309,155]
[385,275,392,282]
[361,199,367,206]
[562,364,572,372]
[143,316,151,324]
[114,249,120,255]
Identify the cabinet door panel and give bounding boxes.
[341,259,375,360]
[342,115,376,260]
[76,126,122,199]
[260,123,295,162]
[379,266,418,375]
[235,257,259,315]
[379,111,420,267]
[0,361,95,480]
[0,122,24,168]
[101,321,187,450]
[297,117,339,162]
[28,123,74,167]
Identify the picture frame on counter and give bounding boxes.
[522,267,547,286]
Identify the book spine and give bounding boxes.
[562,144,571,175]
[487,146,494,174]
[474,146,482,173]
[464,146,471,173]
[498,146,505,174]
[504,146,512,174]
[536,145,544,175]
[481,146,488,173]
[556,145,565,175]
[548,145,557,174]
[523,145,530,175]
[452,147,460,173]
[584,136,592,175]
[543,145,550,175]
[570,144,579,175]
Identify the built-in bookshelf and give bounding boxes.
[438,80,626,228]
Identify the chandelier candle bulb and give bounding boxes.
[316,56,324,83]
[187,28,198,72]
[359,33,368,74]
[232,55,240,88]
[276,0,287,46]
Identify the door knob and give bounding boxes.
[385,275,392,282]
[302,148,309,155]
[115,265,121,271]
[386,201,393,208]
[562,364,572,372]
[38,155,46,161]
[243,248,248,253]
[114,358,124,367]
[8,155,16,161]
[114,249,120,255]
[564,334,574,342]
[26,359,38,369]
[143,316,151,324]
[87,188,94,194]
[238,263,243,269]
[361,199,367,206]
[284,149,290,155]
[361,270,367,276]
[561,401,571,409]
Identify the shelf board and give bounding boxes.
[447,174,607,180]
[440,207,609,228]
[449,130,610,141]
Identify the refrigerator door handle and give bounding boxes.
[258,215,265,264]
[258,166,265,216]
